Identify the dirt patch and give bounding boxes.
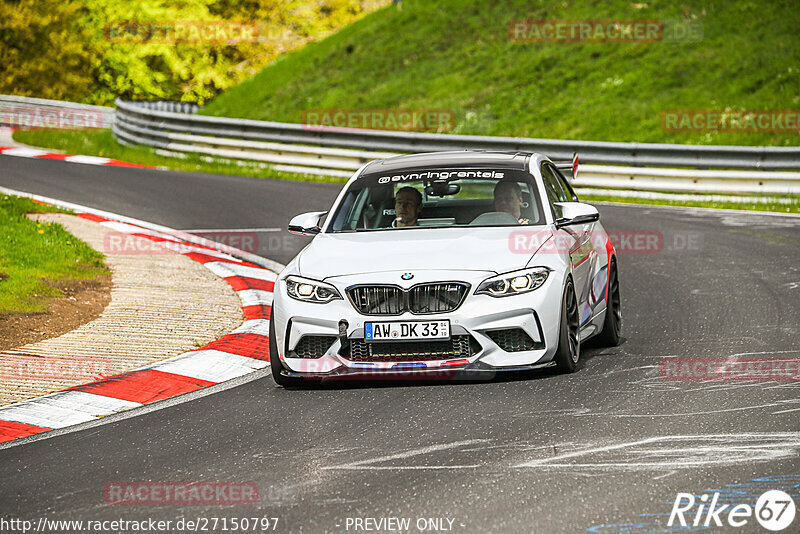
[0,274,112,351]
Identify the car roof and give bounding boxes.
[360,151,533,176]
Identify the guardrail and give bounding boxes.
[115,99,800,170]
[2,95,796,196]
[0,95,114,129]
[114,99,800,194]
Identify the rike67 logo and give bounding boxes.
[669,490,796,531]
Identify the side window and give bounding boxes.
[540,164,569,218]
[554,168,579,201]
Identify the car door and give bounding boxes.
[541,163,595,324]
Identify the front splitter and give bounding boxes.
[280,360,556,382]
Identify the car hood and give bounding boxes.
[297,227,553,280]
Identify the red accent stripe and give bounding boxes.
[202,333,270,361]
[183,252,260,268]
[441,359,469,367]
[573,252,591,268]
[604,239,616,302]
[34,153,70,161]
[242,305,271,320]
[225,276,275,292]
[106,159,154,169]
[0,420,52,443]
[0,146,152,168]
[77,213,109,223]
[70,369,216,404]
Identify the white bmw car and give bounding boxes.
[269,151,621,385]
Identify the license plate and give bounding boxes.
[365,320,450,342]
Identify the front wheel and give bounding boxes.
[270,318,305,387]
[593,260,621,347]
[554,278,580,373]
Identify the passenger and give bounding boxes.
[493,180,528,224]
[393,186,422,227]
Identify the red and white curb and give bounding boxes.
[0,146,153,169]
[0,194,279,444]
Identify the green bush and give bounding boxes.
[0,0,387,105]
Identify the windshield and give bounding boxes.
[327,168,544,233]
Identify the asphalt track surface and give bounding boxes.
[1,156,799,533]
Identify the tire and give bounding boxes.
[270,317,305,387]
[593,260,621,347]
[554,278,580,373]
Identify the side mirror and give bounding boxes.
[554,202,599,228]
[288,211,327,236]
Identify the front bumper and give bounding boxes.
[272,271,565,379]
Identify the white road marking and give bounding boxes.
[0,391,140,429]
[323,439,489,471]
[590,401,800,418]
[42,391,142,414]
[204,261,278,282]
[99,220,178,240]
[0,147,49,157]
[237,289,275,307]
[63,155,111,165]
[515,433,800,469]
[230,319,271,336]
[653,470,677,480]
[0,402,96,429]
[150,349,268,383]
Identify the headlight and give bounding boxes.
[285,275,342,303]
[476,268,550,297]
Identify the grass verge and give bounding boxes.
[201,0,800,147]
[0,195,108,313]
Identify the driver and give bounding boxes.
[393,186,422,227]
[493,180,528,224]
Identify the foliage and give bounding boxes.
[0,0,387,105]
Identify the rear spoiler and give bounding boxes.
[553,153,579,181]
